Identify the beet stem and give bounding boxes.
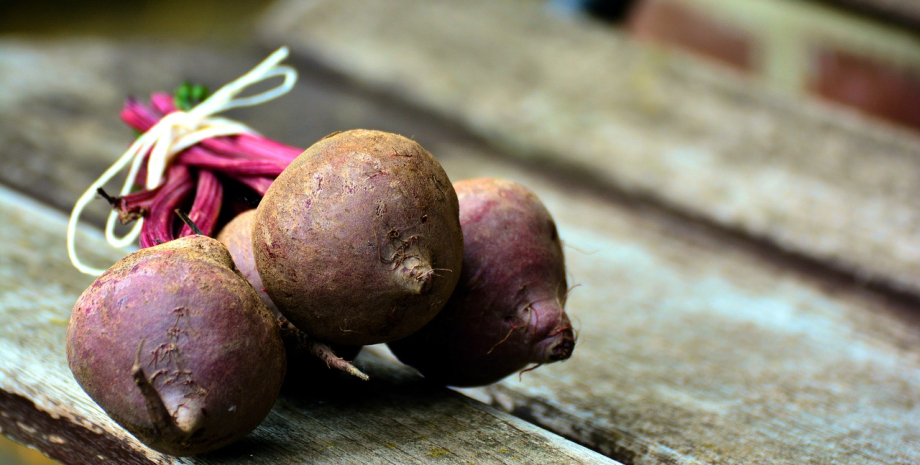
[68,47,299,275]
[174,209,204,236]
[96,187,118,207]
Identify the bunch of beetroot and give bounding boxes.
[67,91,575,456]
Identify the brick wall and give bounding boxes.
[624,0,920,131]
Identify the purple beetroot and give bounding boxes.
[253,129,464,346]
[388,178,575,387]
[66,235,286,456]
[216,209,277,315]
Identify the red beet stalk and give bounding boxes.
[106,92,304,247]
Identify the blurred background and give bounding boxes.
[3,0,919,132]
[2,0,919,463]
[566,0,920,132]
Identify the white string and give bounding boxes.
[67,46,297,275]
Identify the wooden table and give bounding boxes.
[3,1,920,463]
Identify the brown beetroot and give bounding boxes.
[66,235,286,456]
[388,178,575,387]
[253,129,464,346]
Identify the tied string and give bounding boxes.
[67,46,298,276]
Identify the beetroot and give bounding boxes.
[388,178,575,387]
[216,209,277,315]
[253,129,464,346]
[66,235,286,456]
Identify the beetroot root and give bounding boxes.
[67,235,286,456]
[253,129,463,346]
[388,178,575,387]
[279,318,366,384]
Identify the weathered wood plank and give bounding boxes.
[429,144,920,464]
[0,185,616,465]
[258,0,920,295]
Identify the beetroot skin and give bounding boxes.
[388,178,575,387]
[66,235,286,456]
[216,209,277,315]
[253,129,463,346]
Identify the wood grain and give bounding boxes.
[434,145,920,464]
[259,0,920,296]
